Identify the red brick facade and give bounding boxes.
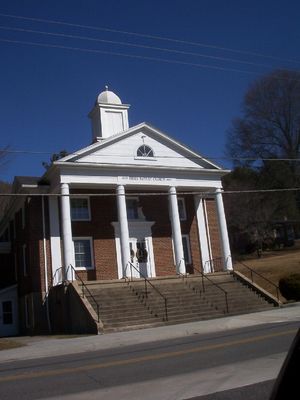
[205,198,223,271]
[67,191,222,280]
[0,190,223,334]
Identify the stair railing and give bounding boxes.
[125,262,168,321]
[182,264,229,313]
[232,259,280,302]
[66,265,100,322]
[203,257,226,273]
[52,266,64,286]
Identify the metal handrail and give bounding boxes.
[51,266,64,286]
[233,259,280,301]
[126,262,168,321]
[182,264,229,313]
[66,265,101,322]
[203,257,225,273]
[51,267,64,286]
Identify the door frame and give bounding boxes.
[112,221,156,279]
[129,237,152,278]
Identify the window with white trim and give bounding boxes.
[178,198,187,221]
[126,197,139,219]
[182,234,192,265]
[73,238,94,270]
[71,198,91,221]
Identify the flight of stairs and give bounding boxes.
[83,272,276,333]
[83,281,161,332]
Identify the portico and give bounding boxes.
[55,180,231,284]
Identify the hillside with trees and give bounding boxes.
[224,69,300,254]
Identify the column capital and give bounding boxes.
[116,184,125,194]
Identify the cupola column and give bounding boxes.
[60,183,75,280]
[168,186,186,274]
[116,185,131,277]
[215,188,232,270]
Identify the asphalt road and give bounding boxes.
[0,321,298,400]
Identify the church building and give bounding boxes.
[0,87,232,335]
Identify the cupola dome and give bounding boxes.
[89,85,130,141]
[97,86,122,105]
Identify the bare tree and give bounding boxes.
[227,69,300,164]
[42,150,69,170]
[225,70,300,253]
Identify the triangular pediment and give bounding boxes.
[59,123,221,171]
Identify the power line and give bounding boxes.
[0,38,257,75]
[0,12,300,66]
[2,37,300,83]
[0,25,273,70]
[1,188,300,197]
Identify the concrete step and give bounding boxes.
[80,271,275,333]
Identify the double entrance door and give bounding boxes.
[129,238,151,278]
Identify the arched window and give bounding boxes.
[137,145,154,157]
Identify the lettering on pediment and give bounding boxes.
[119,176,172,182]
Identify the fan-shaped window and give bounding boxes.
[137,145,154,157]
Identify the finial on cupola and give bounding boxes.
[105,85,109,91]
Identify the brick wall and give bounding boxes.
[205,198,223,271]
[69,191,218,279]
[71,191,118,280]
[181,195,202,273]
[140,194,175,276]
[9,197,52,334]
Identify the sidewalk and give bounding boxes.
[1,302,300,364]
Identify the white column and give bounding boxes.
[194,196,212,273]
[49,197,63,285]
[116,185,131,277]
[215,188,232,270]
[60,183,75,280]
[169,186,185,274]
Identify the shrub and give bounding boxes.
[279,273,300,301]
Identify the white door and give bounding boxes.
[129,238,150,278]
[0,299,18,337]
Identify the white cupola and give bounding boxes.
[88,86,130,141]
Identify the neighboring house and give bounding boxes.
[0,87,232,336]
